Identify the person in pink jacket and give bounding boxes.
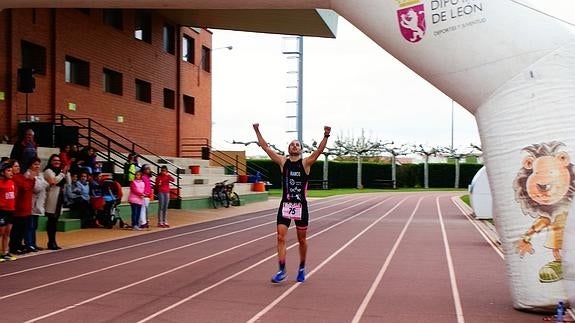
[128,171,145,230]
[139,164,152,228]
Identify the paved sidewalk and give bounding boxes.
[33,198,281,250]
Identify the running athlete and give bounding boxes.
[253,123,331,283]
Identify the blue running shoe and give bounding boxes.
[297,267,306,282]
[271,270,287,283]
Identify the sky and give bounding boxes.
[210,1,575,157]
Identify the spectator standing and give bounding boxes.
[123,153,140,185]
[28,159,48,252]
[139,164,152,228]
[128,171,145,230]
[0,160,16,261]
[59,144,72,169]
[10,128,38,173]
[44,154,68,250]
[68,144,81,174]
[9,160,35,255]
[155,165,174,227]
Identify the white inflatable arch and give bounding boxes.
[2,0,575,312]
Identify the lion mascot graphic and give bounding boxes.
[513,141,575,283]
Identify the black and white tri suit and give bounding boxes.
[276,158,309,228]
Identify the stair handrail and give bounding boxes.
[19,113,182,197]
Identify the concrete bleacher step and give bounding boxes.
[103,151,266,202]
[37,215,82,233]
[57,218,82,232]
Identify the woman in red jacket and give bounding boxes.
[10,159,36,254]
[0,160,16,261]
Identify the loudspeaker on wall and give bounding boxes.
[17,68,35,93]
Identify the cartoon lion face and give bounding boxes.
[513,141,575,218]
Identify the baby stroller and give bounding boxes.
[91,179,129,229]
[97,198,124,229]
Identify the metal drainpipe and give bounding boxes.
[176,25,182,157]
[6,9,13,136]
[50,9,56,123]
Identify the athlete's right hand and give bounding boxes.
[253,123,260,130]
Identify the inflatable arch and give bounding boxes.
[2,0,575,312]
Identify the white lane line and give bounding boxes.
[24,196,384,322]
[351,197,423,323]
[137,195,399,323]
[3,196,365,301]
[450,196,504,259]
[246,196,410,323]
[436,197,465,323]
[2,197,348,277]
[0,196,349,279]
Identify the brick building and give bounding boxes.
[0,8,213,156]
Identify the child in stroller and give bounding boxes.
[90,176,129,229]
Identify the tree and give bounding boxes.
[437,145,481,188]
[333,129,388,189]
[412,144,439,189]
[232,140,285,155]
[303,140,345,189]
[381,143,410,189]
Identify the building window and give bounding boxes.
[65,56,90,87]
[134,11,152,43]
[135,79,151,103]
[183,95,195,114]
[21,40,46,75]
[201,46,211,72]
[103,68,123,95]
[163,24,175,54]
[103,9,123,30]
[182,35,195,63]
[163,88,175,109]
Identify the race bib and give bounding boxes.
[282,202,302,220]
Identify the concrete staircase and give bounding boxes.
[113,155,258,200]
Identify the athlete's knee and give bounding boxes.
[277,234,287,245]
[277,229,287,243]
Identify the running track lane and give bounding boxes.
[0,192,545,322]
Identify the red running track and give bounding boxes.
[0,192,545,322]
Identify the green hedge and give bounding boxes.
[247,159,483,189]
